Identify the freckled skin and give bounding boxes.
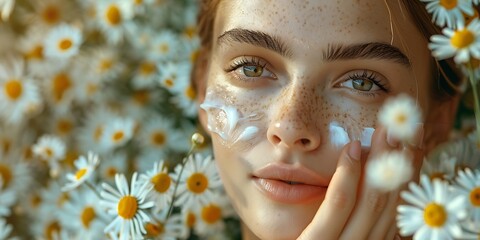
[199,0,439,239]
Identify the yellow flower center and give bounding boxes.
[440,0,457,10]
[57,119,73,134]
[75,168,87,180]
[99,59,113,72]
[423,203,447,227]
[26,45,44,60]
[429,172,446,181]
[451,29,475,49]
[58,39,73,51]
[190,50,199,63]
[42,5,60,25]
[44,221,61,240]
[105,5,122,26]
[395,113,407,125]
[80,206,96,228]
[4,79,23,100]
[133,90,149,105]
[187,173,209,194]
[106,167,117,178]
[1,139,10,154]
[112,131,125,142]
[94,126,103,142]
[470,187,480,206]
[145,222,164,237]
[57,192,69,207]
[31,193,42,208]
[139,62,156,76]
[118,195,138,219]
[52,73,72,102]
[151,132,165,146]
[184,26,196,39]
[164,79,174,87]
[201,204,222,224]
[186,212,196,228]
[185,85,196,100]
[45,147,54,158]
[151,173,171,193]
[159,44,169,53]
[0,164,12,188]
[134,0,144,5]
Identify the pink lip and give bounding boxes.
[252,163,329,204]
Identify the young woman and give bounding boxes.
[193,0,462,239]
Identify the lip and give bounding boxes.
[251,163,329,204]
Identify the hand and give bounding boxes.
[297,126,424,240]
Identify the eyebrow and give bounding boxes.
[217,28,292,58]
[217,28,411,67]
[324,43,411,67]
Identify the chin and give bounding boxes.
[240,195,322,240]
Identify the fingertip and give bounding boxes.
[348,140,361,161]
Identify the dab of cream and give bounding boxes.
[329,122,375,148]
[200,99,262,146]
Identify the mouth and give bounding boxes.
[251,163,329,204]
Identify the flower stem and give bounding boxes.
[85,181,101,199]
[166,145,195,219]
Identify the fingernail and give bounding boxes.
[348,140,361,161]
[387,130,399,148]
[410,123,424,149]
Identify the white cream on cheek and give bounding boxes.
[200,91,264,147]
[329,122,375,149]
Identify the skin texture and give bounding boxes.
[195,0,459,239]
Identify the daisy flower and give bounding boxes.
[60,187,109,239]
[420,0,474,28]
[96,0,134,45]
[171,82,198,117]
[0,218,14,240]
[137,116,184,157]
[48,112,77,140]
[0,0,15,21]
[77,106,115,154]
[422,152,457,181]
[158,61,192,93]
[366,150,413,191]
[100,173,154,240]
[61,152,100,192]
[131,59,159,89]
[378,94,422,142]
[27,0,75,26]
[194,194,235,237]
[98,152,128,184]
[0,56,42,124]
[100,117,135,152]
[83,47,124,82]
[43,69,76,111]
[397,175,467,239]
[454,168,480,224]
[0,180,16,217]
[44,24,83,59]
[0,149,32,197]
[429,19,480,64]
[144,209,187,240]
[147,30,181,61]
[172,154,222,211]
[138,160,175,213]
[32,134,66,173]
[31,203,64,240]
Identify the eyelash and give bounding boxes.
[225,56,267,72]
[344,70,390,97]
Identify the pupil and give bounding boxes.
[243,65,263,77]
[352,79,373,91]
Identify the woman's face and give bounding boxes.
[200,0,437,239]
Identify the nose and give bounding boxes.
[266,88,321,152]
[267,121,321,151]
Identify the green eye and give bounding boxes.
[243,65,264,77]
[352,79,373,91]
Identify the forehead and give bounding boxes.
[213,0,429,62]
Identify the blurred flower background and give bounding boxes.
[0,0,479,239]
[0,0,240,239]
